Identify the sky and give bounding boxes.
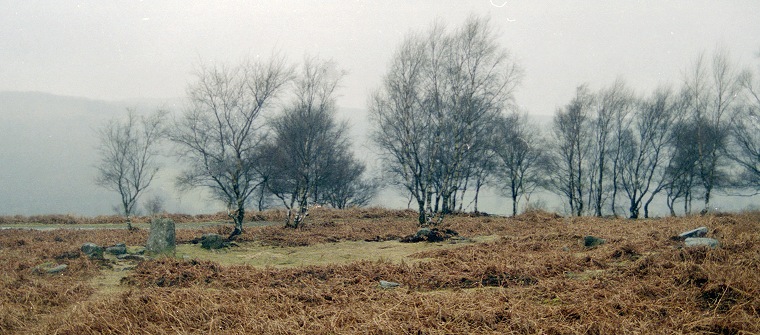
[3,1,759,113]
[1,1,760,216]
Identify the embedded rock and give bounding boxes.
[684,237,720,248]
[81,242,104,259]
[379,280,401,289]
[583,236,606,248]
[106,243,127,255]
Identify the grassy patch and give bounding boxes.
[176,236,497,268]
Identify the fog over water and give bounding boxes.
[1,2,759,216]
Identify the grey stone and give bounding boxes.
[45,264,68,274]
[200,233,226,250]
[106,243,127,255]
[684,237,720,248]
[81,242,104,259]
[679,227,709,239]
[379,280,400,289]
[146,218,176,255]
[583,236,606,247]
[33,263,68,274]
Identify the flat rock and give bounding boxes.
[33,263,68,274]
[684,237,720,248]
[45,264,68,274]
[379,280,400,289]
[679,227,708,239]
[106,243,127,255]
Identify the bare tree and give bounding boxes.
[370,16,521,225]
[664,117,700,216]
[320,153,378,209]
[728,62,760,190]
[548,85,594,216]
[95,109,166,229]
[143,194,166,216]
[682,50,742,213]
[262,57,348,228]
[493,111,546,216]
[589,79,634,217]
[617,87,679,218]
[171,56,293,237]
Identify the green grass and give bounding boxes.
[175,236,499,268]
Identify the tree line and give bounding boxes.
[96,56,376,236]
[370,16,760,224]
[96,15,760,232]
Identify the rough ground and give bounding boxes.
[1,208,758,334]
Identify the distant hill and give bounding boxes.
[0,92,198,216]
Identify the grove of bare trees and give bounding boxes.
[94,15,760,228]
[370,16,522,225]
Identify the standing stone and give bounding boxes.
[81,242,104,259]
[146,218,176,255]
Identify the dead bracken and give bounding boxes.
[0,208,758,334]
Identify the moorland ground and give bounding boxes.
[0,208,758,334]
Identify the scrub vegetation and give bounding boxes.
[0,208,758,334]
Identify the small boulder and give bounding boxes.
[684,237,720,248]
[379,280,401,289]
[679,227,709,239]
[583,236,606,248]
[106,243,127,255]
[81,242,104,259]
[200,233,227,250]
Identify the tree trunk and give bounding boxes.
[417,200,426,226]
[229,205,245,239]
[512,194,518,217]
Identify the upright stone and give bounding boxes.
[146,218,176,255]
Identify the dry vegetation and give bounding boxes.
[1,208,758,334]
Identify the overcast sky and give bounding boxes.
[2,1,759,114]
